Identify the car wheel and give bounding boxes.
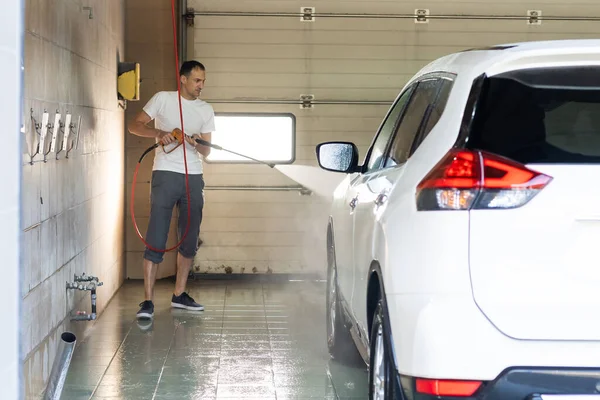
[326,258,352,359]
[369,299,396,400]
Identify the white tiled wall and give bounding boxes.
[21,0,126,396]
[1,1,23,399]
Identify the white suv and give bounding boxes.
[316,39,600,400]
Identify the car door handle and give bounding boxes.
[374,193,388,206]
[349,196,358,210]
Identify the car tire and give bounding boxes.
[326,252,352,360]
[369,299,397,400]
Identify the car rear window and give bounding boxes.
[467,67,600,164]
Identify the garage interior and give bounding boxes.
[4,0,599,399]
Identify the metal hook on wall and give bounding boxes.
[28,108,47,164]
[55,113,71,160]
[64,115,81,159]
[45,109,62,162]
[82,6,93,19]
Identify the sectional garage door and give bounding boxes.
[187,0,600,276]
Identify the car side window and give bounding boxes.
[385,78,442,167]
[408,78,454,157]
[365,85,416,171]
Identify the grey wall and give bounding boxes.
[21,1,126,396]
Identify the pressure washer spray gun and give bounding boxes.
[138,129,275,168]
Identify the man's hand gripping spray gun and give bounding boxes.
[138,129,275,168]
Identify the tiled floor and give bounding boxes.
[56,278,368,399]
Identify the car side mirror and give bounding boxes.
[316,142,359,173]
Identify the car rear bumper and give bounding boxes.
[385,293,600,381]
[399,367,600,399]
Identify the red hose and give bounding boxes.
[130,0,191,253]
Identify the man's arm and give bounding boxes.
[197,132,211,157]
[185,132,212,157]
[128,111,176,145]
[195,107,215,158]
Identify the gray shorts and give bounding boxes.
[144,170,205,264]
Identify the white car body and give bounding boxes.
[319,39,600,399]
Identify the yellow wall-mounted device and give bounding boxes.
[117,62,140,101]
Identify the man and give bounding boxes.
[128,60,214,319]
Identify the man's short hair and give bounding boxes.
[180,60,205,77]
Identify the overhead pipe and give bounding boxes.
[42,332,77,400]
[191,10,600,21]
[204,99,392,105]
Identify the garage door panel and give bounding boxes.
[213,104,389,118]
[195,17,600,35]
[200,232,307,246]
[191,0,600,16]
[195,43,466,61]
[204,202,326,218]
[195,246,307,262]
[196,57,428,75]
[190,0,416,13]
[203,87,399,101]
[202,114,382,133]
[202,217,316,233]
[192,2,600,275]
[195,28,600,47]
[196,29,420,46]
[207,173,299,187]
[408,3,600,16]
[204,190,319,204]
[295,116,383,132]
[202,72,411,90]
[296,131,379,146]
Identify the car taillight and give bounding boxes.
[416,149,552,211]
[416,378,482,396]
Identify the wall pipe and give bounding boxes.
[66,273,103,321]
[191,10,600,21]
[69,286,98,321]
[179,0,187,63]
[42,332,77,400]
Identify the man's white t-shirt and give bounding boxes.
[143,91,215,175]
